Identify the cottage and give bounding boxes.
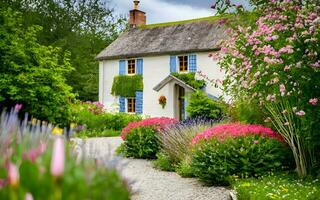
[96,1,225,120]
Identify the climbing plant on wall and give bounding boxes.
[111,75,143,97]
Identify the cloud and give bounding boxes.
[111,0,214,24]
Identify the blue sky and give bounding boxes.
[110,0,250,24]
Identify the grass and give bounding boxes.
[139,15,231,29]
[74,129,120,138]
[233,173,320,200]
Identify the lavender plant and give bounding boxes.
[0,107,130,200]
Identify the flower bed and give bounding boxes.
[192,123,283,144]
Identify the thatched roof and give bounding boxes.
[96,17,226,60]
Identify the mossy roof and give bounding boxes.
[96,15,228,60]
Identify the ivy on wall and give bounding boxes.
[171,72,206,90]
[111,75,143,97]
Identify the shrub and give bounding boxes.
[191,123,292,185]
[153,153,175,171]
[0,108,130,199]
[186,91,227,120]
[71,101,141,137]
[233,173,320,200]
[118,117,178,159]
[118,127,159,159]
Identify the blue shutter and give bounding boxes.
[135,91,143,114]
[119,60,126,75]
[137,58,143,75]
[119,97,125,112]
[170,56,177,73]
[188,54,197,72]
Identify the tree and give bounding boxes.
[0,0,127,100]
[0,8,75,125]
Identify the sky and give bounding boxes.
[110,0,217,24]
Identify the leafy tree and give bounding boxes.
[0,0,127,100]
[0,8,75,125]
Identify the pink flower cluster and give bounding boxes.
[192,123,283,144]
[121,117,178,139]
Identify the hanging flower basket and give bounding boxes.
[158,96,167,109]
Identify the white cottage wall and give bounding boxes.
[99,52,224,118]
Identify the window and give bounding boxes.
[127,98,136,113]
[178,56,188,72]
[128,59,136,74]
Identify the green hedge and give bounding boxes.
[111,75,143,97]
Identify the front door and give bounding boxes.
[177,86,185,121]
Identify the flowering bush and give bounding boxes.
[192,123,283,144]
[191,134,292,185]
[213,0,320,176]
[0,108,130,199]
[118,118,178,159]
[121,117,178,139]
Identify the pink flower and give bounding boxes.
[309,98,318,106]
[295,110,305,116]
[23,141,47,162]
[121,117,178,139]
[254,140,259,144]
[50,137,65,177]
[280,84,286,96]
[8,162,19,186]
[25,193,33,200]
[14,104,23,112]
[192,123,283,144]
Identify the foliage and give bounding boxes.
[121,117,178,139]
[233,173,320,200]
[1,0,127,100]
[71,101,141,137]
[157,119,213,165]
[175,159,194,178]
[186,91,227,120]
[192,123,283,144]
[0,8,74,126]
[229,99,267,125]
[111,75,143,97]
[117,127,160,159]
[215,0,320,176]
[153,153,175,171]
[0,108,130,200]
[171,72,206,90]
[191,135,292,186]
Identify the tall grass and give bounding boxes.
[157,119,215,165]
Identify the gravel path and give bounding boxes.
[76,137,231,200]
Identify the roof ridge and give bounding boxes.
[139,14,230,29]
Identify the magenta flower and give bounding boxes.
[309,98,318,106]
[8,162,19,186]
[14,104,23,112]
[50,137,65,177]
[192,123,283,144]
[121,117,178,139]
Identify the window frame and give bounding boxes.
[178,55,189,73]
[127,59,136,75]
[127,97,136,113]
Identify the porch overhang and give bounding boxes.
[153,75,196,92]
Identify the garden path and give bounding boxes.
[79,137,231,200]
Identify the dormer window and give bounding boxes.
[178,56,188,72]
[128,59,136,74]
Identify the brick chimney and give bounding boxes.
[129,1,146,28]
